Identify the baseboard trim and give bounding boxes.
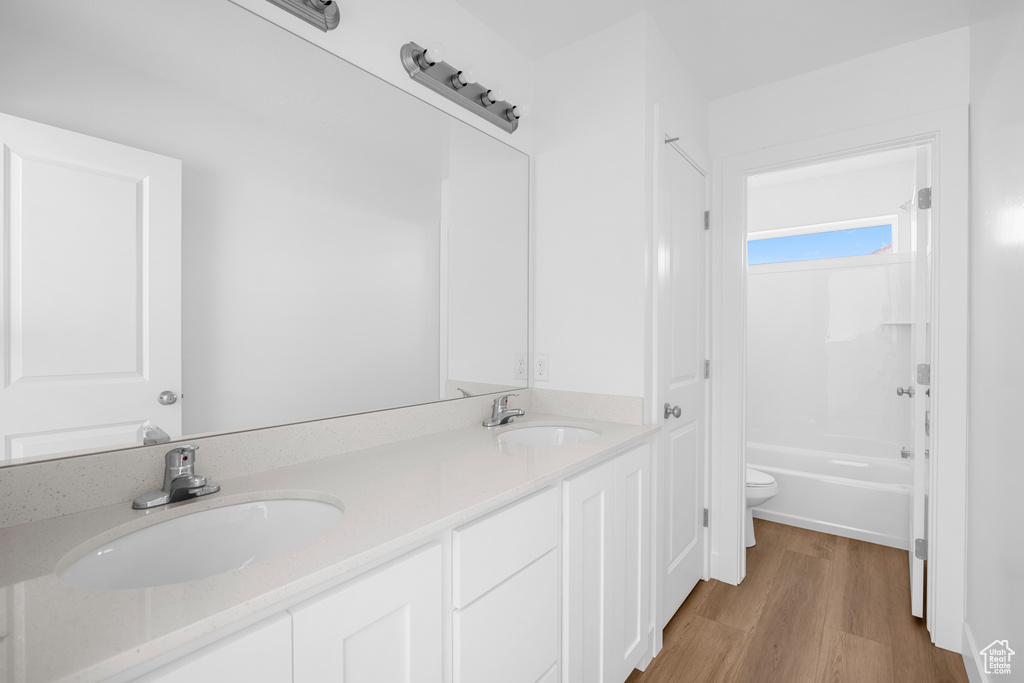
[962,622,987,683]
[752,508,909,550]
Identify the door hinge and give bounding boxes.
[916,363,931,385]
[925,410,930,437]
[917,187,932,210]
[704,210,710,230]
[703,508,709,527]
[914,538,927,560]
[704,360,710,379]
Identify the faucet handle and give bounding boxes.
[494,392,519,409]
[164,444,200,469]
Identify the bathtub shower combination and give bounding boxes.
[747,440,912,549]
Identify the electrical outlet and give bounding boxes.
[513,352,528,380]
[534,354,549,382]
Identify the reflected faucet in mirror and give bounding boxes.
[140,424,171,446]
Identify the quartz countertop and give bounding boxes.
[0,414,658,683]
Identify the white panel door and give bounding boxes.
[909,144,932,618]
[291,543,442,683]
[659,147,707,620]
[135,613,292,683]
[0,112,182,461]
[563,458,615,683]
[612,443,650,679]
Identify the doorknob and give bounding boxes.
[896,386,915,398]
[664,403,681,419]
[157,390,178,405]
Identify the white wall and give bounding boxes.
[709,28,970,158]
[533,15,648,396]
[964,0,1024,671]
[747,258,912,455]
[748,159,915,236]
[532,12,708,399]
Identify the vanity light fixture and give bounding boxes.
[400,42,521,133]
[264,0,340,32]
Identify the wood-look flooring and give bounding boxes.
[626,519,968,683]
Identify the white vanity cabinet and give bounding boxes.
[452,487,561,683]
[134,613,292,683]
[290,543,443,683]
[122,436,657,683]
[562,443,651,683]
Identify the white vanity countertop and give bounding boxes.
[0,414,658,683]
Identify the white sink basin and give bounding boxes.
[59,499,343,590]
[497,425,599,446]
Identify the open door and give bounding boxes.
[0,112,182,461]
[908,144,932,618]
[659,142,708,621]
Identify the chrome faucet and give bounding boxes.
[132,445,220,509]
[483,393,525,427]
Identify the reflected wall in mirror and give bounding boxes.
[0,0,529,464]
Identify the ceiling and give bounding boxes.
[451,0,975,99]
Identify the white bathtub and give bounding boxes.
[747,441,912,550]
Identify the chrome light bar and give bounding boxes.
[400,42,520,134]
[264,0,340,32]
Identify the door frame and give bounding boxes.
[709,106,968,650]
[646,105,712,656]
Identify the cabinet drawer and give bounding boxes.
[452,486,559,608]
[453,549,559,683]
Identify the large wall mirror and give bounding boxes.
[0,0,529,464]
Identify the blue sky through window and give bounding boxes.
[747,224,892,266]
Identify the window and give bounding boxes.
[747,223,893,266]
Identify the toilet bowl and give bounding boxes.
[745,467,779,547]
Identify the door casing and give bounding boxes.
[710,106,968,650]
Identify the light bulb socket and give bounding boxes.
[504,106,518,122]
[482,91,498,106]
[451,71,470,89]
[417,46,446,69]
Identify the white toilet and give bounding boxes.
[745,467,779,547]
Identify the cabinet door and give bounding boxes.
[613,443,651,679]
[454,549,559,683]
[562,457,615,683]
[291,544,442,683]
[135,613,291,683]
[563,443,653,683]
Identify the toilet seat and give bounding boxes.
[746,467,775,488]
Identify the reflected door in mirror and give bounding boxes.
[0,112,182,461]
